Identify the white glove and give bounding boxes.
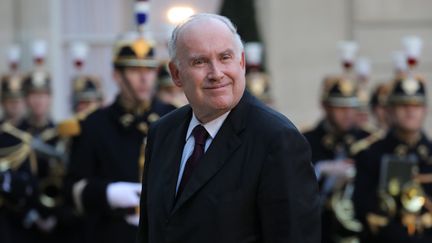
[35,216,57,233]
[125,214,140,226]
[106,182,141,209]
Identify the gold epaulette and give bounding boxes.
[0,122,37,173]
[360,123,378,135]
[350,130,385,156]
[57,104,99,138]
[1,122,32,144]
[57,119,80,138]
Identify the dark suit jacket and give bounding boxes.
[137,92,320,243]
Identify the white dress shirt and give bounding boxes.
[175,111,230,194]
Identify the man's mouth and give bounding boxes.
[204,83,230,90]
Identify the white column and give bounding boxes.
[49,0,68,121]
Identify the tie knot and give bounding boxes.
[192,125,209,146]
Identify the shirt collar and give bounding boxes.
[185,111,231,141]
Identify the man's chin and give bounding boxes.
[136,94,153,103]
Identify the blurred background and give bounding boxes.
[0,0,431,134]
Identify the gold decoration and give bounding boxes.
[401,181,425,213]
[340,80,354,96]
[388,178,401,196]
[74,77,86,92]
[394,145,408,156]
[331,191,363,233]
[120,114,134,127]
[366,213,389,234]
[417,145,429,160]
[9,76,22,92]
[246,72,268,97]
[421,213,432,228]
[322,134,334,149]
[147,113,160,123]
[57,119,81,137]
[132,39,150,59]
[401,213,417,235]
[137,122,149,134]
[379,192,397,217]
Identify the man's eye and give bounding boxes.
[221,54,233,61]
[192,59,206,66]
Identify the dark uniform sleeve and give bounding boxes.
[66,119,111,213]
[257,127,321,243]
[353,149,380,224]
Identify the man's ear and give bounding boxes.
[169,61,183,87]
[240,51,246,73]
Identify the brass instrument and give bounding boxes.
[376,154,432,235]
[38,157,65,208]
[401,181,426,213]
[325,144,363,242]
[331,168,363,234]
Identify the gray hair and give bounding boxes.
[168,13,244,65]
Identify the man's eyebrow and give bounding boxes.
[220,49,235,55]
[188,54,206,61]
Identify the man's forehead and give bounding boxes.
[181,17,229,34]
[178,18,233,43]
[178,22,236,53]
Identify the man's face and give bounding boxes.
[2,97,26,120]
[390,104,426,133]
[372,105,391,128]
[26,92,51,118]
[325,105,357,132]
[169,19,246,122]
[115,67,158,102]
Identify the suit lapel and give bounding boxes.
[170,92,252,215]
[160,107,192,215]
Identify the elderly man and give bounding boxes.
[137,13,320,243]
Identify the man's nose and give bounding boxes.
[139,72,149,83]
[207,61,224,82]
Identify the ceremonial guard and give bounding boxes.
[353,36,432,243]
[155,63,187,108]
[0,122,38,243]
[66,1,176,242]
[244,42,272,105]
[69,41,103,113]
[303,41,370,243]
[14,40,79,243]
[1,45,26,126]
[18,40,56,143]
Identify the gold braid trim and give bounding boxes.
[0,143,31,171]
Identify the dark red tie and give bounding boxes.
[177,125,209,197]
